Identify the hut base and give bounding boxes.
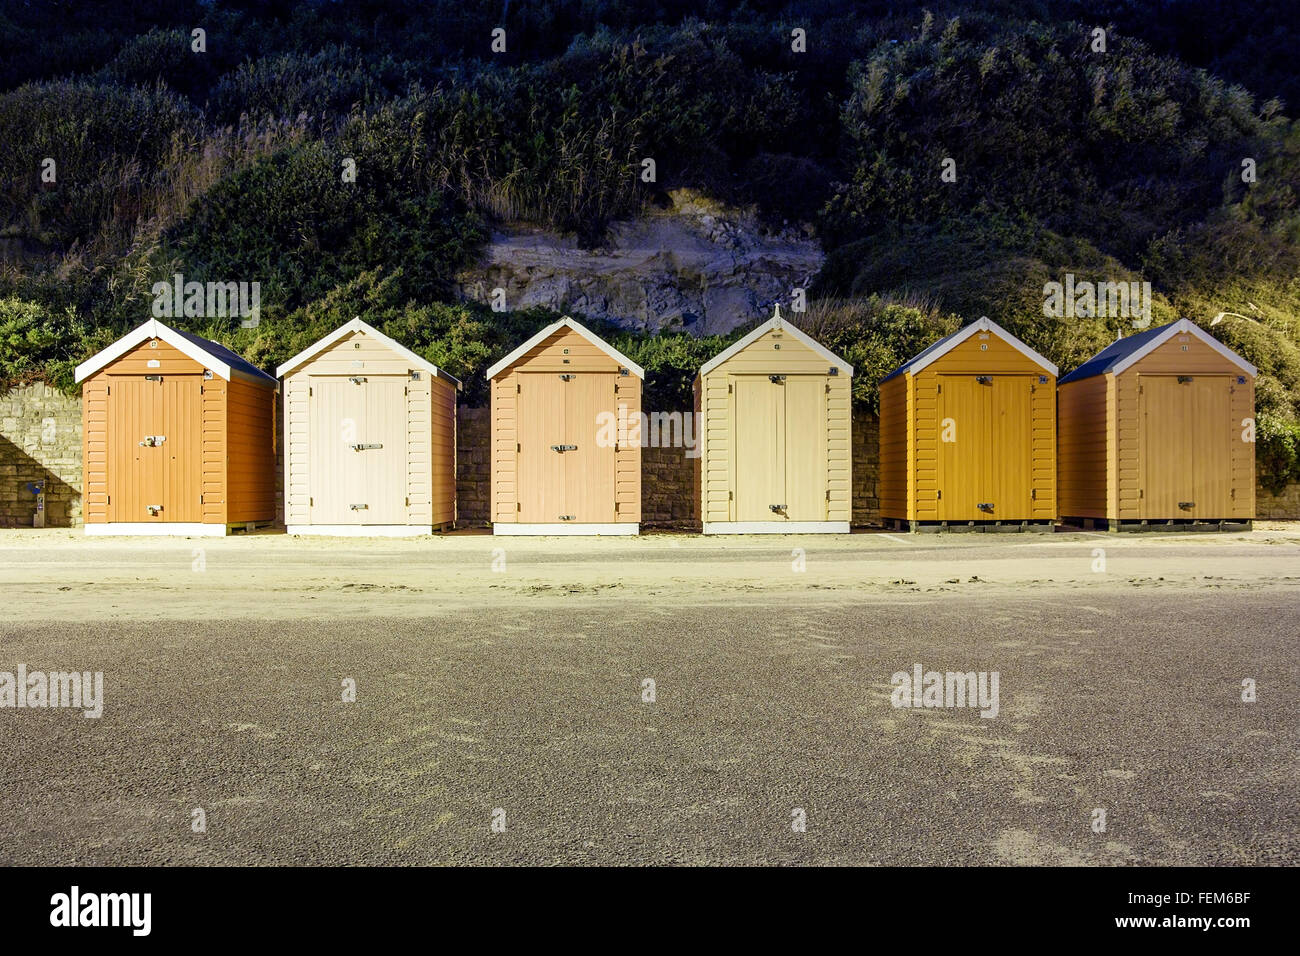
[1065,517,1253,533]
[883,517,1056,534]
[85,522,233,537]
[703,521,849,535]
[492,523,639,536]
[285,524,446,537]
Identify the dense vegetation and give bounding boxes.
[0,1,1297,485]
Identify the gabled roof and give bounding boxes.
[881,317,1058,382]
[485,316,645,380]
[275,317,462,387]
[698,305,853,378]
[74,319,276,387]
[1058,318,1257,384]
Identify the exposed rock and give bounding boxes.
[456,189,825,335]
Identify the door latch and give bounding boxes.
[768,374,786,384]
[551,444,577,452]
[559,374,576,381]
[976,376,993,385]
[349,503,369,511]
[351,443,383,451]
[977,502,994,512]
[139,435,166,447]
[348,376,368,384]
[1178,501,1196,510]
[558,514,576,521]
[769,504,787,513]
[146,504,163,516]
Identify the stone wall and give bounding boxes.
[0,383,83,527]
[456,405,491,526]
[852,412,881,527]
[1257,480,1300,520]
[642,444,697,527]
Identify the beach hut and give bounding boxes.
[487,316,642,534]
[1057,318,1256,530]
[276,318,461,535]
[694,306,853,533]
[879,317,1058,530]
[75,319,277,535]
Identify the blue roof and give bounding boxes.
[173,327,277,386]
[1058,322,1179,384]
[881,326,969,383]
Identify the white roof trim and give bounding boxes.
[698,305,853,377]
[75,318,239,384]
[1111,318,1257,378]
[901,317,1058,378]
[486,316,645,380]
[275,317,462,388]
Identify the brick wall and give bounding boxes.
[0,383,83,527]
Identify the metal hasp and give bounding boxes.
[146,504,163,516]
[1179,501,1196,510]
[348,376,368,384]
[350,443,383,451]
[139,435,166,447]
[975,375,993,385]
[769,504,787,513]
[768,374,786,384]
[977,502,994,512]
[550,444,578,453]
[349,503,369,511]
[558,514,576,521]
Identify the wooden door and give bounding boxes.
[936,375,988,520]
[783,375,827,521]
[564,372,616,523]
[517,373,567,522]
[989,375,1033,519]
[108,375,201,522]
[1141,375,1233,518]
[1190,377,1233,518]
[309,378,366,523]
[732,375,785,521]
[358,378,408,524]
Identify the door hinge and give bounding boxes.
[1139,489,1144,499]
[309,497,313,506]
[517,442,521,452]
[106,385,110,395]
[517,383,521,393]
[517,502,521,512]
[404,386,408,396]
[937,383,942,394]
[1031,488,1036,500]
[405,496,410,506]
[728,383,733,393]
[199,384,204,395]
[937,489,942,500]
[614,383,619,393]
[308,386,312,397]
[825,383,831,393]
[200,494,204,504]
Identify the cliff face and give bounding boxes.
[455,189,825,335]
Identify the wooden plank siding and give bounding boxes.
[225,377,275,523]
[1057,375,1110,519]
